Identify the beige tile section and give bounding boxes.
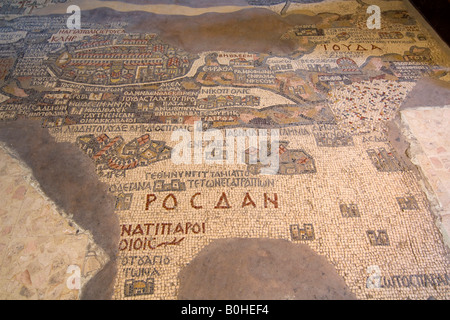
[0,145,108,300]
[401,106,450,245]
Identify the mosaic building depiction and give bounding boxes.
[0,0,449,301]
[76,133,172,171]
[47,33,197,85]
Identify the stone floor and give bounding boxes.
[0,0,449,300]
[0,144,107,299]
[401,106,450,244]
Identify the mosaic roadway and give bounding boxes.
[0,0,449,300]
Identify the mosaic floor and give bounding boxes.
[0,0,449,300]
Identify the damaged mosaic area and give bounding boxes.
[0,0,449,300]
